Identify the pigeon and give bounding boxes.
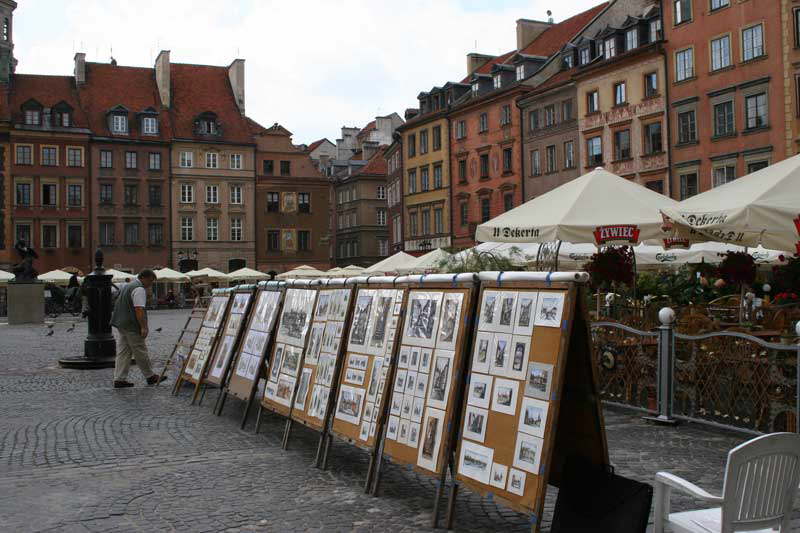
[45,330,54,336]
[66,324,75,333]
[47,324,54,329]
[155,327,162,333]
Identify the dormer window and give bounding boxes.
[142,116,158,135]
[24,109,40,125]
[199,120,216,135]
[563,54,574,69]
[53,102,73,128]
[626,29,638,51]
[471,82,479,95]
[112,114,128,134]
[649,19,661,42]
[59,113,70,127]
[3,18,8,41]
[579,47,590,65]
[515,64,525,81]
[604,38,616,59]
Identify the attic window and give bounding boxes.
[604,38,617,59]
[111,114,128,134]
[493,75,502,89]
[516,64,525,81]
[579,47,590,65]
[626,29,638,51]
[563,54,574,69]
[3,18,8,41]
[471,82,479,95]
[198,119,216,135]
[57,111,70,127]
[24,109,40,126]
[142,116,158,135]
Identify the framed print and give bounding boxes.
[402,291,443,348]
[393,369,407,393]
[397,346,410,369]
[513,292,538,336]
[507,335,531,380]
[367,291,394,355]
[294,368,313,411]
[315,292,331,321]
[408,422,421,448]
[277,289,315,347]
[525,362,553,400]
[535,291,565,328]
[458,440,494,485]
[518,397,549,438]
[404,371,418,395]
[491,378,519,416]
[308,386,322,419]
[490,463,508,490]
[251,291,280,333]
[282,229,297,252]
[242,330,268,357]
[210,335,235,378]
[390,393,402,416]
[204,296,227,329]
[436,292,463,351]
[401,394,414,418]
[417,407,445,472]
[334,385,364,426]
[274,374,296,407]
[471,331,493,374]
[347,353,369,371]
[495,291,517,334]
[269,344,285,382]
[386,415,400,441]
[281,345,302,377]
[264,380,277,401]
[398,419,410,445]
[414,372,429,399]
[316,353,336,387]
[512,433,543,474]
[411,396,424,423]
[419,348,433,374]
[344,368,366,386]
[408,346,421,372]
[467,373,492,409]
[427,350,454,410]
[359,420,370,441]
[347,290,375,352]
[479,290,500,332]
[463,405,488,443]
[489,333,512,377]
[508,468,526,496]
[231,293,250,314]
[366,357,384,401]
[225,314,243,336]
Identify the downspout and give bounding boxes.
[516,94,526,202]
[659,4,674,199]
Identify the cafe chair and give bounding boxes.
[653,432,800,533]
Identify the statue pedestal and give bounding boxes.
[7,282,44,325]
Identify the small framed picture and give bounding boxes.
[535,291,565,328]
[386,415,399,441]
[512,432,543,474]
[467,373,493,409]
[419,349,433,374]
[458,440,494,485]
[393,369,407,393]
[398,346,410,369]
[471,331,493,374]
[408,347,421,372]
[479,290,500,332]
[491,378,519,416]
[489,333,512,377]
[398,419,411,445]
[462,405,488,443]
[495,292,518,334]
[508,468,526,496]
[489,463,508,490]
[513,292,538,336]
[525,362,553,400]
[436,292,464,351]
[408,421,421,448]
[518,397,549,439]
[401,394,414,419]
[411,396,424,423]
[414,372,429,399]
[405,371,418,395]
[506,335,531,380]
[427,350,454,411]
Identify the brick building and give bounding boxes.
[385,138,404,254]
[251,120,330,274]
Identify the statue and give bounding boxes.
[11,240,39,282]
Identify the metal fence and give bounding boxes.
[592,313,799,435]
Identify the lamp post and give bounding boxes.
[59,249,116,369]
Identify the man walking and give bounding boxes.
[110,269,167,388]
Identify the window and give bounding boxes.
[181,217,194,241]
[205,152,218,169]
[148,223,163,246]
[587,90,599,113]
[614,82,626,106]
[714,101,735,136]
[544,105,555,127]
[421,167,430,191]
[503,193,514,212]
[409,213,418,237]
[564,54,574,69]
[68,225,82,248]
[16,145,32,165]
[15,224,31,245]
[377,238,388,256]
[742,24,764,62]
[433,165,442,188]
[605,38,617,59]
[266,192,279,212]
[125,151,137,169]
[297,230,310,251]
[67,184,82,207]
[579,47,590,65]
[480,198,491,222]
[432,126,441,151]
[562,100,573,121]
[500,104,511,126]
[180,151,193,168]
[206,185,219,204]
[298,192,310,212]
[713,165,736,187]
[42,183,57,207]
[434,208,444,234]
[180,184,194,204]
[676,48,694,81]
[626,29,638,51]
[455,120,466,139]
[646,180,664,194]
[479,113,488,132]
[420,130,429,154]
[100,183,113,204]
[747,160,769,173]
[644,122,663,154]
[531,150,541,176]
[529,109,540,131]
[564,141,575,169]
[148,184,162,206]
[263,160,274,175]
[41,146,57,166]
[493,75,502,89]
[503,148,513,172]
[678,110,697,143]
[140,116,157,135]
[710,0,729,9]
[144,152,160,171]
[421,210,430,235]
[614,130,631,160]
[124,184,138,206]
[711,35,731,71]
[230,153,242,170]
[15,182,31,206]
[230,218,242,241]
[111,114,128,134]
[408,170,417,194]
[226,184,241,206]
[516,64,525,81]
[124,223,140,245]
[650,18,662,40]
[41,225,57,248]
[408,134,416,157]
[545,145,556,173]
[679,172,698,200]
[644,72,658,97]
[267,230,280,251]
[67,148,83,167]
[280,161,290,176]
[745,93,767,129]
[796,8,800,48]
[479,153,489,178]
[674,0,692,24]
[587,136,603,166]
[24,109,40,125]
[99,222,115,246]
[55,109,70,127]
[458,160,467,183]
[460,202,468,226]
[377,208,387,226]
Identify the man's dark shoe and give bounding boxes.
[114,381,134,389]
[146,374,168,385]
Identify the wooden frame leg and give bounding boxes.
[215,390,227,416]
[198,384,207,406]
[254,405,264,434]
[281,419,293,450]
[321,434,332,470]
[364,451,377,494]
[445,481,458,530]
[314,431,326,468]
[240,395,254,430]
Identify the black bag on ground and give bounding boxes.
[550,457,652,533]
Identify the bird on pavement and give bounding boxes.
[155,327,162,333]
[66,324,75,333]
[45,330,54,336]
[46,324,54,329]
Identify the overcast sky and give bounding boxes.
[14,0,596,145]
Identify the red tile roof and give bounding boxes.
[77,63,171,141]
[308,138,331,152]
[461,51,515,83]
[354,145,388,176]
[356,120,376,139]
[9,74,89,128]
[169,63,252,144]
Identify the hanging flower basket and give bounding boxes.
[717,251,756,286]
[585,246,635,288]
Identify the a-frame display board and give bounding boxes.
[370,273,479,522]
[160,295,209,386]
[203,285,256,387]
[174,289,231,397]
[215,281,285,428]
[448,272,608,532]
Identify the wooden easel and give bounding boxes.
[158,295,209,386]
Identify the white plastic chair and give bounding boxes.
[654,432,800,533]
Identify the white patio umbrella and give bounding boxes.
[227,267,270,281]
[0,269,14,285]
[362,251,416,275]
[38,269,73,285]
[475,167,679,245]
[187,267,229,282]
[661,154,800,253]
[398,248,452,274]
[322,267,344,278]
[103,268,135,283]
[276,265,326,279]
[154,267,190,282]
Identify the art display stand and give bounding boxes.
[157,295,210,385]
[446,272,608,532]
[215,281,286,429]
[173,289,232,402]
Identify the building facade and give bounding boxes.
[252,120,330,274]
[385,138,404,253]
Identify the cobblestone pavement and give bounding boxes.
[0,310,797,532]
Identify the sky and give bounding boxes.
[13,0,597,145]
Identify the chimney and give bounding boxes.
[516,18,552,50]
[466,53,495,77]
[73,52,86,86]
[154,50,170,108]
[228,58,245,116]
[363,141,379,161]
